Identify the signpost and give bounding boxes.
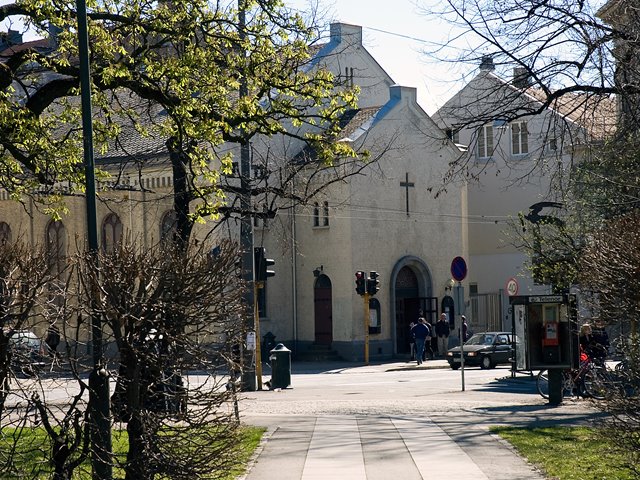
[450,257,467,392]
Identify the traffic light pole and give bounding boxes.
[363,292,370,365]
[254,281,264,390]
[238,0,256,392]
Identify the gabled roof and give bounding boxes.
[524,88,617,141]
[0,38,51,59]
[436,70,617,142]
[306,23,396,87]
[292,106,382,164]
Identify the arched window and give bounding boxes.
[160,210,177,246]
[323,201,330,226]
[0,222,11,244]
[102,213,123,253]
[45,220,66,277]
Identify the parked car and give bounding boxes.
[6,330,50,376]
[446,332,517,370]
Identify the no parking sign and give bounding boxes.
[450,256,467,282]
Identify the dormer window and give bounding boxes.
[445,128,460,144]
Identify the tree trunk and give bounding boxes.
[166,138,194,252]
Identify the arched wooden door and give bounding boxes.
[314,274,333,345]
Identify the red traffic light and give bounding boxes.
[355,271,366,295]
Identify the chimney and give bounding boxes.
[7,29,23,46]
[479,55,495,71]
[513,67,531,89]
[48,23,63,49]
[330,23,363,47]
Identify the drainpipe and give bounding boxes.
[291,187,298,354]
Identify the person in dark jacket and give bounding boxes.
[411,318,430,365]
[591,321,610,360]
[408,322,416,361]
[461,315,469,343]
[435,313,449,357]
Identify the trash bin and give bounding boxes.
[269,343,291,389]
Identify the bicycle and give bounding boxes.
[536,356,612,400]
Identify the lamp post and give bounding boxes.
[76,0,112,477]
[238,0,257,391]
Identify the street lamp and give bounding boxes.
[76,0,112,477]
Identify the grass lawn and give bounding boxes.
[492,426,636,480]
[0,425,265,479]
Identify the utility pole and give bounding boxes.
[238,0,256,391]
[363,292,370,365]
[76,0,112,477]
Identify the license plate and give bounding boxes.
[453,358,461,363]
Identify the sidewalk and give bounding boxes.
[239,359,557,480]
[240,412,545,480]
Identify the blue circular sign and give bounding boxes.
[451,256,467,281]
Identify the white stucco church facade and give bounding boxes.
[254,24,468,361]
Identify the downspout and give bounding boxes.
[291,185,298,354]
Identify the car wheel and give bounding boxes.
[480,355,493,370]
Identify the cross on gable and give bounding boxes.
[400,172,415,216]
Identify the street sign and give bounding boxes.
[450,256,467,282]
[506,277,519,296]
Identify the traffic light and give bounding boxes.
[355,271,366,296]
[367,271,380,295]
[254,247,275,282]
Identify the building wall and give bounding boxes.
[260,85,466,361]
[436,71,584,301]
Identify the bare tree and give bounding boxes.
[0,240,54,416]
[0,239,249,479]
[81,239,247,480]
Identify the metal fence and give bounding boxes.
[469,293,502,333]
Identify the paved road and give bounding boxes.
[239,360,600,480]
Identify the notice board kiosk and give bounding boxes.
[509,294,577,372]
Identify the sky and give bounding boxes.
[285,0,473,114]
[1,0,474,114]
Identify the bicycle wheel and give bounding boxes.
[582,366,609,400]
[537,370,550,399]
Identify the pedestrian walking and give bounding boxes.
[408,322,416,361]
[411,317,430,365]
[45,323,60,359]
[435,313,449,357]
[461,315,469,343]
[424,318,434,360]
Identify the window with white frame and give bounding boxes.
[477,125,493,159]
[511,121,529,155]
[312,201,329,228]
